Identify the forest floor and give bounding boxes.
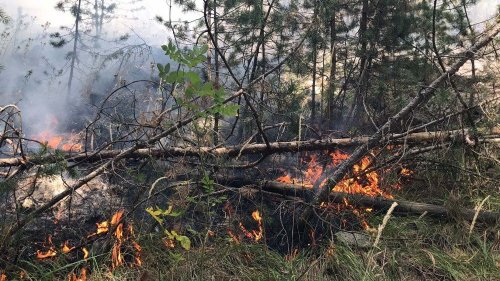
[8,173,499,281]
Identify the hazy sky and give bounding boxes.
[1,0,499,46]
[0,0,498,136]
[0,0,200,46]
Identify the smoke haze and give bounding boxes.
[0,0,498,138]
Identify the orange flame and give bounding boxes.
[34,130,83,152]
[232,210,264,242]
[251,210,263,241]
[276,150,402,229]
[82,247,89,259]
[109,211,142,270]
[87,221,109,238]
[111,209,124,226]
[276,174,293,184]
[111,241,124,269]
[68,267,87,281]
[62,241,75,254]
[277,150,394,198]
[132,240,142,267]
[36,235,57,259]
[400,167,413,176]
[304,155,324,184]
[0,272,6,281]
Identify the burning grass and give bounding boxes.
[7,216,498,280]
[1,147,498,281]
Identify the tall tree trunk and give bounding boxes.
[327,8,337,125]
[349,0,369,127]
[99,0,104,37]
[311,43,317,123]
[212,0,220,145]
[462,0,476,106]
[259,0,266,106]
[67,0,82,96]
[310,2,319,124]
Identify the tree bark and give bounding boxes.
[1,129,497,168]
[349,0,370,125]
[327,7,337,122]
[247,180,499,224]
[67,0,82,96]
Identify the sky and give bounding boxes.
[0,0,201,46]
[1,0,498,45]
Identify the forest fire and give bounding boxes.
[82,248,89,259]
[87,221,109,238]
[67,267,87,281]
[277,150,394,198]
[61,241,75,254]
[33,130,83,152]
[36,235,57,260]
[32,210,141,280]
[276,150,404,229]
[230,210,264,243]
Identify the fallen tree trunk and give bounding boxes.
[1,129,497,168]
[246,180,499,224]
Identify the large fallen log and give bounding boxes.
[243,180,499,224]
[1,129,497,168]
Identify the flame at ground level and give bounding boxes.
[36,235,57,259]
[277,150,395,199]
[33,130,83,152]
[276,150,410,229]
[229,210,264,243]
[68,267,87,281]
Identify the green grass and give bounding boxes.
[7,214,497,281]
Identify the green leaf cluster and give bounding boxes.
[145,205,191,251]
[164,229,191,250]
[157,43,239,118]
[145,205,182,224]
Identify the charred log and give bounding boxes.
[231,180,499,224]
[1,129,497,168]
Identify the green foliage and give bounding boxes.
[145,205,191,251]
[164,229,191,250]
[157,43,239,118]
[161,42,207,68]
[201,173,215,193]
[145,205,182,224]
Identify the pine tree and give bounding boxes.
[50,0,142,97]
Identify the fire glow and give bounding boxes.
[277,150,394,198]
[276,150,410,229]
[34,210,141,280]
[68,267,87,281]
[230,210,264,243]
[33,130,83,152]
[36,235,57,259]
